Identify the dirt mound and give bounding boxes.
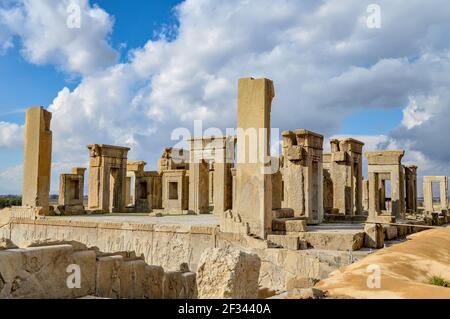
[316,226,450,299]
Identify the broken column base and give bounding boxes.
[55,205,86,216]
[364,223,384,249]
[219,210,250,235]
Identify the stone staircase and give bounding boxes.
[268,209,308,250]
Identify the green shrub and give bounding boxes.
[429,275,449,287]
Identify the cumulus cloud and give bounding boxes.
[0,164,22,194]
[0,121,23,148]
[2,0,450,193]
[0,0,118,75]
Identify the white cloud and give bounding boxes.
[0,164,22,194]
[3,0,450,192]
[0,121,23,148]
[0,26,13,53]
[0,0,118,75]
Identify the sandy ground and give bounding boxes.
[316,226,450,299]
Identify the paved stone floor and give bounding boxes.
[50,214,365,232]
[49,213,220,226]
[308,224,364,232]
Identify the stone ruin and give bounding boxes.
[57,168,86,214]
[87,144,130,213]
[282,129,324,224]
[1,77,449,299]
[21,107,52,216]
[323,138,364,217]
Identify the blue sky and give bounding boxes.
[0,0,182,123]
[0,0,449,194]
[0,0,183,180]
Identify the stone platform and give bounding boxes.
[0,213,374,291]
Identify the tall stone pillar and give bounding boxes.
[363,179,369,211]
[440,177,448,210]
[404,165,418,214]
[212,136,235,215]
[126,160,146,207]
[234,78,275,238]
[22,106,53,215]
[282,129,324,224]
[329,138,364,215]
[189,139,210,214]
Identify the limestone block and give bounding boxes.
[267,235,300,250]
[397,225,409,237]
[272,219,308,232]
[144,265,164,299]
[0,245,74,299]
[219,211,250,235]
[196,247,261,299]
[364,224,384,249]
[383,225,398,240]
[298,232,364,251]
[120,260,146,299]
[286,276,318,290]
[0,238,17,251]
[22,107,53,215]
[181,272,198,299]
[287,287,324,299]
[0,249,26,298]
[332,151,347,163]
[71,250,96,298]
[162,271,184,299]
[273,208,294,219]
[286,146,303,161]
[96,255,123,298]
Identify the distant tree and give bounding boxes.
[0,197,22,209]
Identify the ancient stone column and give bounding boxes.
[125,176,132,206]
[282,129,324,224]
[211,137,234,216]
[439,177,448,210]
[231,168,237,210]
[329,138,364,215]
[271,157,283,210]
[189,139,210,214]
[126,160,146,208]
[87,144,130,213]
[363,179,369,211]
[234,78,275,238]
[322,153,333,214]
[404,165,418,214]
[22,106,53,215]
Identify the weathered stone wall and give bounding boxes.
[0,218,369,291]
[0,241,197,299]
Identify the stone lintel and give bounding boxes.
[365,150,405,165]
[127,160,147,172]
[87,144,130,159]
[71,167,87,175]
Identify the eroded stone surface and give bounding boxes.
[364,224,384,249]
[196,247,261,299]
[144,265,164,299]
